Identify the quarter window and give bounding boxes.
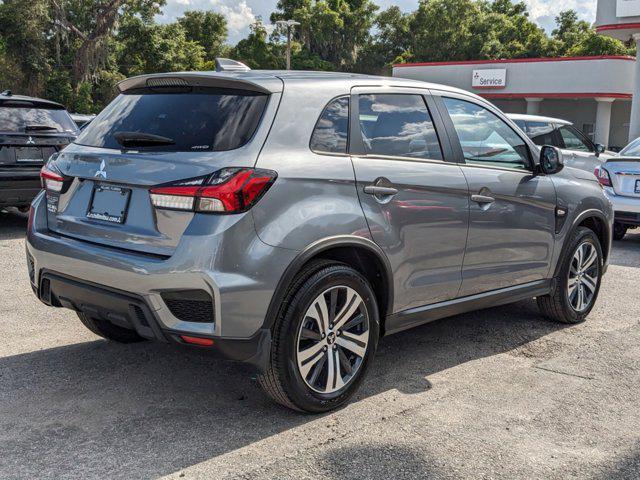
[443,98,529,170]
[310,96,349,154]
[358,94,443,160]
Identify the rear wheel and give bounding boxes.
[258,261,379,413]
[613,222,628,241]
[77,312,146,343]
[537,227,603,324]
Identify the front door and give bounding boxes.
[436,93,557,297]
[350,89,469,312]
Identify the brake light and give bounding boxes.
[40,165,64,192]
[594,165,612,187]
[149,168,277,214]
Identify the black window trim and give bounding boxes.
[309,94,351,156]
[347,89,451,164]
[433,91,536,173]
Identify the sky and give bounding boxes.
[157,0,598,45]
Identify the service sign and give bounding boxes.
[618,0,640,17]
[472,69,507,89]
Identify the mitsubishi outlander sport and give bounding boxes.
[26,69,613,413]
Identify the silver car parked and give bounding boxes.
[26,69,613,412]
[507,113,615,173]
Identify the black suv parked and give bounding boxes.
[0,91,77,210]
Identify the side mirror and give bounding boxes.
[539,145,564,175]
[595,143,605,156]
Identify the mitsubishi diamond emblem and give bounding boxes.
[26,136,35,145]
[95,160,107,179]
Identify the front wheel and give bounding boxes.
[258,261,379,413]
[537,227,603,324]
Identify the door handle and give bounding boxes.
[471,194,495,204]
[364,186,399,196]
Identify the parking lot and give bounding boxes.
[0,207,639,480]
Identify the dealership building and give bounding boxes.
[391,0,640,151]
[392,56,634,151]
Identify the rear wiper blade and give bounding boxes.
[114,131,175,148]
[24,125,57,131]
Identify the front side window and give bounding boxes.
[443,97,529,170]
[526,121,557,147]
[310,96,349,154]
[358,94,443,160]
[76,87,269,152]
[558,125,592,152]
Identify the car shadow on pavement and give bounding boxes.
[0,208,28,241]
[0,299,568,479]
[610,231,640,268]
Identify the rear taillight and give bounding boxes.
[149,168,277,214]
[40,165,64,192]
[594,165,612,187]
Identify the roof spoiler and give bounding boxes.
[215,58,251,72]
[117,71,281,95]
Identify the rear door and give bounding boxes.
[435,92,557,296]
[44,83,278,257]
[350,87,469,312]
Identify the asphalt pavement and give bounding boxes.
[1,207,639,479]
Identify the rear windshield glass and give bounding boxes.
[0,105,77,134]
[76,87,269,152]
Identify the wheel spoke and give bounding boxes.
[338,347,353,376]
[582,273,597,294]
[342,313,365,332]
[576,285,585,311]
[308,352,327,386]
[581,245,598,270]
[298,341,325,365]
[300,327,322,341]
[575,244,584,268]
[325,347,336,392]
[307,294,330,335]
[336,331,368,358]
[568,279,579,297]
[333,288,362,331]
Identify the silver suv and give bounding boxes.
[26,70,613,413]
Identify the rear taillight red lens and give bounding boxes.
[149,168,277,214]
[594,165,612,187]
[40,165,65,192]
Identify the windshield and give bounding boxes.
[76,87,269,152]
[621,137,640,157]
[0,106,77,134]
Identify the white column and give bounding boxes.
[629,34,640,142]
[525,98,543,115]
[595,98,614,147]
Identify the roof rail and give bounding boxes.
[1,90,12,96]
[215,58,251,72]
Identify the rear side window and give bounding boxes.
[526,121,557,147]
[76,87,269,152]
[310,96,349,154]
[358,94,443,160]
[0,105,77,134]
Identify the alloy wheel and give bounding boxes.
[567,241,600,312]
[296,286,370,394]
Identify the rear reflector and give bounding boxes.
[40,165,64,192]
[149,168,277,214]
[180,335,214,346]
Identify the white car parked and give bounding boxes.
[595,138,640,240]
[507,114,615,173]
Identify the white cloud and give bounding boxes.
[218,1,256,35]
[524,0,597,31]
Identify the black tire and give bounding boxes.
[258,260,379,413]
[77,312,146,343]
[537,227,603,324]
[613,222,628,241]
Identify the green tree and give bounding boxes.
[356,6,411,74]
[178,10,228,62]
[232,20,283,70]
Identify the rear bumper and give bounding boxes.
[34,270,271,369]
[26,191,298,367]
[603,187,640,217]
[0,171,40,207]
